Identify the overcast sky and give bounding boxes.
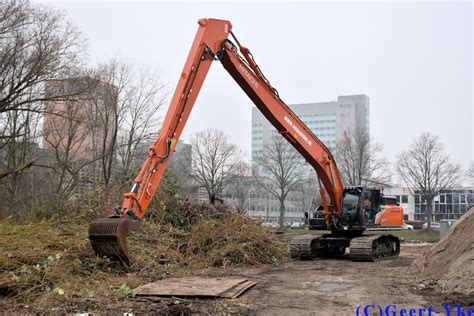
[40,1,473,170]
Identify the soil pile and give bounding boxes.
[412,207,474,295]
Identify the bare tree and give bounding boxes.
[0,109,41,214]
[83,61,167,188]
[253,134,305,228]
[397,132,460,228]
[0,110,38,177]
[167,142,194,196]
[297,173,319,215]
[190,129,241,204]
[42,79,102,199]
[0,0,85,115]
[0,0,85,180]
[334,129,391,186]
[468,161,474,186]
[84,62,125,188]
[0,0,31,39]
[227,161,252,212]
[116,67,166,179]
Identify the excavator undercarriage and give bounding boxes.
[290,234,400,262]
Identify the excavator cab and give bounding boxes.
[308,186,403,231]
[308,187,366,230]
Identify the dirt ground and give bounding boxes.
[114,243,472,315]
[209,244,433,315]
[3,241,472,315]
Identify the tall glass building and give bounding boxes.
[249,94,370,222]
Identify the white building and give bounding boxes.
[381,186,474,222]
[251,94,370,163]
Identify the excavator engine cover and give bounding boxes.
[89,218,140,265]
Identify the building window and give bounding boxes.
[446,194,452,203]
[460,194,466,204]
[453,194,459,204]
[440,194,445,204]
[415,194,420,203]
[401,195,408,204]
[453,204,459,213]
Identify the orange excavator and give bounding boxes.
[89,18,404,264]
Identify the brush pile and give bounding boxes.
[0,200,286,312]
[131,199,287,268]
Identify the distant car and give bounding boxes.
[271,222,280,229]
[422,222,441,229]
[403,223,414,230]
[262,222,273,228]
[291,222,305,229]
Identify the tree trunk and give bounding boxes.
[279,199,285,229]
[426,196,433,229]
[209,193,216,205]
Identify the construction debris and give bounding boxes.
[412,207,474,295]
[133,277,256,298]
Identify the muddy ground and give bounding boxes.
[102,243,472,315]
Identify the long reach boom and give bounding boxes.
[89,18,347,264]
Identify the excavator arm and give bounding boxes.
[89,18,344,264]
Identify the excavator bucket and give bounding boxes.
[88,218,141,265]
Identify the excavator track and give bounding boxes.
[290,234,322,260]
[349,234,400,261]
[290,233,400,262]
[89,218,141,265]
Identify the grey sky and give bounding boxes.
[41,1,473,169]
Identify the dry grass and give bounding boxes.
[0,205,287,313]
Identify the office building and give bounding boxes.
[414,188,474,221]
[249,94,370,222]
[251,94,370,162]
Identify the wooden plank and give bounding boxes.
[133,277,256,298]
[220,279,257,298]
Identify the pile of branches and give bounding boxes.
[131,198,287,269]
[146,196,232,231]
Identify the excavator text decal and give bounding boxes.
[238,63,259,89]
[284,116,312,147]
